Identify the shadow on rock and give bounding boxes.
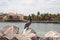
[0,36,9,40]
[11,37,18,40]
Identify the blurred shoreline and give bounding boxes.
[0,21,60,24]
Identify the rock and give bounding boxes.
[13,34,20,39]
[38,37,60,40]
[1,25,19,39]
[53,37,60,40]
[19,35,31,40]
[0,30,4,36]
[0,25,40,40]
[44,31,60,37]
[44,37,53,40]
[10,37,18,40]
[12,34,31,40]
[0,36,9,40]
[44,31,60,40]
[22,28,37,38]
[21,28,39,40]
[39,37,45,40]
[2,25,19,34]
[31,36,40,40]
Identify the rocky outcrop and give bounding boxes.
[0,36,9,40]
[0,25,39,40]
[22,28,37,37]
[43,31,60,40]
[44,31,60,37]
[0,25,60,40]
[0,25,19,39]
[10,37,18,40]
[2,25,19,34]
[21,28,40,40]
[0,30,4,36]
[38,37,60,40]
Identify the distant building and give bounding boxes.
[16,14,24,20]
[2,13,24,22]
[0,15,3,20]
[0,14,8,21]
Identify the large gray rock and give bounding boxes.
[21,28,39,40]
[44,31,60,40]
[2,25,19,34]
[0,36,9,40]
[37,37,60,40]
[13,28,39,40]
[53,37,60,40]
[22,28,37,37]
[0,30,4,36]
[1,25,60,40]
[1,25,19,39]
[44,31,60,37]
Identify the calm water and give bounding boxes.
[0,22,60,36]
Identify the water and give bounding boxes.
[0,22,60,36]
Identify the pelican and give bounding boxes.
[24,15,32,30]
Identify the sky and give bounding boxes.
[0,0,60,15]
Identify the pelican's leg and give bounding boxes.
[26,27,29,30]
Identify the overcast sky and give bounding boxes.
[0,0,60,15]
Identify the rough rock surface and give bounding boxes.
[0,36,9,40]
[39,37,60,40]
[10,37,18,40]
[0,25,39,40]
[0,25,19,39]
[21,28,38,40]
[43,31,60,40]
[14,28,39,40]
[2,25,19,34]
[44,31,60,37]
[0,30,4,36]
[0,25,60,40]
[22,28,37,37]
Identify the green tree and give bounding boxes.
[37,12,40,16]
[8,15,13,20]
[37,12,40,21]
[57,14,60,21]
[24,16,28,20]
[31,14,36,21]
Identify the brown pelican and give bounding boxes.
[24,15,32,30]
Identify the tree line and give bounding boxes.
[24,12,60,22]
